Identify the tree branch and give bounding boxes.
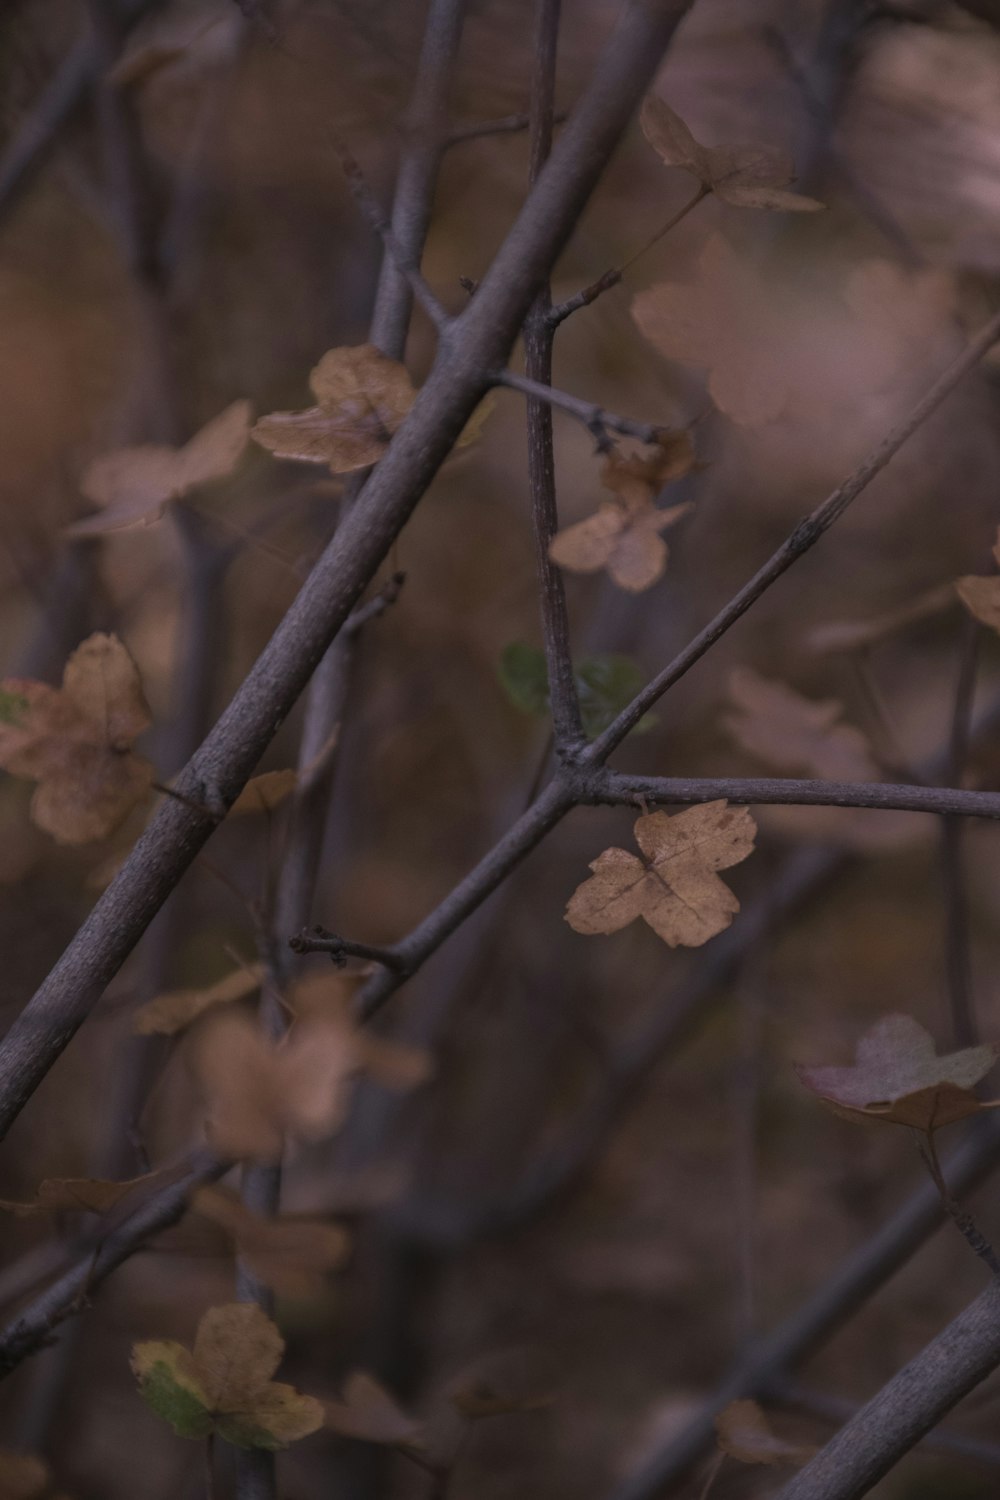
[493,368,666,448]
[0,0,695,1139]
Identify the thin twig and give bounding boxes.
[586,306,1000,759]
[546,184,708,327]
[916,1129,1000,1276]
[447,109,567,145]
[492,369,666,448]
[289,929,409,970]
[522,0,584,751]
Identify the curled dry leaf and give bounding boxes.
[566,801,756,949]
[193,1186,350,1299]
[715,1400,816,1466]
[192,998,430,1162]
[0,1171,157,1217]
[251,344,416,474]
[229,726,340,816]
[132,1302,323,1450]
[324,1371,424,1448]
[0,633,152,844]
[725,667,881,783]
[641,96,824,212]
[805,583,956,654]
[797,1014,1000,1132]
[956,529,1000,632]
[133,962,263,1036]
[68,401,252,536]
[549,433,695,592]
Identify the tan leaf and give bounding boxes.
[230,770,300,816]
[192,1186,350,1298]
[566,801,756,948]
[450,1380,552,1420]
[632,235,793,427]
[0,1450,57,1500]
[251,345,416,474]
[324,1371,424,1448]
[133,963,263,1036]
[715,1400,816,1466]
[193,1302,284,1409]
[69,401,251,535]
[549,433,694,593]
[724,667,881,782]
[192,1011,360,1162]
[957,534,1000,632]
[133,1303,323,1450]
[0,634,152,844]
[797,1014,1000,1131]
[641,97,823,212]
[804,584,956,654]
[0,1172,156,1217]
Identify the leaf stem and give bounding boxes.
[916,1129,1000,1276]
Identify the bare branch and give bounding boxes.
[493,368,665,447]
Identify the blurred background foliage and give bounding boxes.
[3,1,1000,1496]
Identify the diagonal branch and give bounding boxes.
[0,0,696,1139]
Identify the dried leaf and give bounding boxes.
[324,1372,424,1448]
[0,1450,58,1500]
[566,801,756,948]
[0,1172,157,1217]
[229,770,299,815]
[957,534,1000,631]
[724,667,881,782]
[193,1186,350,1298]
[450,1380,552,1420]
[797,1014,1000,1131]
[632,234,793,427]
[251,345,415,474]
[133,963,263,1036]
[0,634,152,844]
[550,434,695,592]
[69,402,251,535]
[132,1303,323,1450]
[192,1004,428,1162]
[804,584,956,654]
[715,1400,816,1466]
[641,97,824,212]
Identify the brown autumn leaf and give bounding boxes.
[133,1303,324,1449]
[324,1372,424,1448]
[229,727,340,816]
[566,801,756,949]
[0,1450,65,1500]
[549,433,695,592]
[632,234,794,427]
[641,96,824,212]
[0,633,153,844]
[715,1400,816,1466]
[193,1186,350,1298]
[68,401,252,536]
[251,345,416,474]
[956,530,1000,632]
[724,667,882,782]
[797,1014,1000,1132]
[450,1380,553,1420]
[192,1004,430,1162]
[0,1171,157,1217]
[133,962,263,1036]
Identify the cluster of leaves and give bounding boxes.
[565,801,757,949]
[498,643,656,739]
[0,634,152,844]
[548,434,694,593]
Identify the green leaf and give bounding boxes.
[576,653,656,738]
[0,689,27,726]
[497,644,656,739]
[131,1342,214,1439]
